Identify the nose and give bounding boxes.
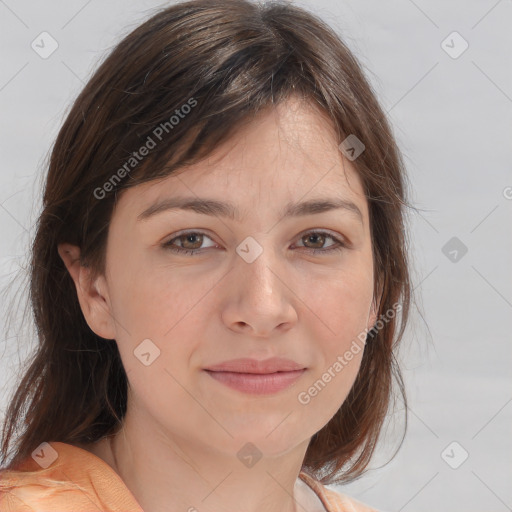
[221,245,298,337]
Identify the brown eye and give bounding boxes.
[302,232,326,249]
[177,233,204,250]
[294,230,346,254]
[163,231,217,255]
[162,229,346,257]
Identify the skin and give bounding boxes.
[58,95,380,512]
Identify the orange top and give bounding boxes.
[0,442,378,512]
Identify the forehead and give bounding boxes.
[116,97,368,220]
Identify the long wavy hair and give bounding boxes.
[0,0,414,485]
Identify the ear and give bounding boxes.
[367,281,383,331]
[57,243,116,340]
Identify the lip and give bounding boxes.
[204,357,306,395]
[204,357,305,374]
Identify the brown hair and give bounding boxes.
[0,0,414,485]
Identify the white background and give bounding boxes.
[0,1,511,511]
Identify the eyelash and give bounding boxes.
[162,230,347,256]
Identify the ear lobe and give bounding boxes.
[57,243,116,340]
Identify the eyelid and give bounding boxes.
[165,228,214,241]
[291,229,349,252]
[163,229,220,248]
[295,227,348,244]
[165,227,347,243]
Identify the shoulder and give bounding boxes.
[0,441,143,512]
[299,471,381,512]
[0,469,92,511]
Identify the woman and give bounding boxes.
[0,0,412,511]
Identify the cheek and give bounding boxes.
[107,263,216,383]
[295,268,371,411]
[292,334,365,443]
[300,266,373,344]
[108,254,216,337]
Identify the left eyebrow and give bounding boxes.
[137,196,363,225]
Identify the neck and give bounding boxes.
[93,406,315,512]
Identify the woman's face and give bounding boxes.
[78,96,378,457]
